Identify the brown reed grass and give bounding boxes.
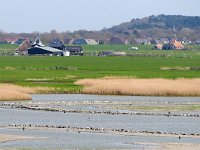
[0,84,52,101]
[75,78,200,96]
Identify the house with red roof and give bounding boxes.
[162,39,184,50]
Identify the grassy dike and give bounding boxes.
[0,51,199,100]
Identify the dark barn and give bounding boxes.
[48,39,65,50]
[28,46,63,56]
[64,46,83,55]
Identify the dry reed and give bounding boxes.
[0,84,52,101]
[76,78,200,96]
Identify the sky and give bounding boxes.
[1,0,200,33]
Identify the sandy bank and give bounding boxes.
[128,142,200,150]
[157,143,200,150]
[76,78,200,97]
[0,134,35,143]
[3,125,200,139]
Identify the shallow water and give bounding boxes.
[32,94,200,104]
[0,94,200,149]
[0,108,199,134]
[0,128,199,149]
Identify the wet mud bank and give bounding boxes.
[1,124,200,138]
[1,103,199,118]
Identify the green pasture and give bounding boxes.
[81,44,152,53]
[0,43,200,93]
[108,104,200,111]
[0,52,199,93]
[81,44,200,53]
[0,44,18,55]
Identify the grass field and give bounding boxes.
[0,44,18,55]
[106,104,200,111]
[0,55,199,93]
[80,43,200,51]
[0,44,200,94]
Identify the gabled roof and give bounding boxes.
[49,39,65,48]
[31,46,62,53]
[109,37,125,44]
[65,46,82,52]
[169,39,184,49]
[162,39,184,50]
[28,38,62,53]
[72,39,87,45]
[28,46,63,55]
[85,39,98,45]
[155,44,163,50]
[14,38,27,45]
[32,38,44,47]
[16,40,32,52]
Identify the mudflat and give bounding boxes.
[0,134,35,143]
[157,143,200,150]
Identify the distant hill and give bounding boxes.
[1,15,200,44]
[103,14,200,41]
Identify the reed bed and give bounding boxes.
[0,84,52,101]
[76,78,200,96]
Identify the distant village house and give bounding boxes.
[162,39,184,50]
[72,39,98,45]
[16,40,32,55]
[154,44,163,50]
[109,37,125,45]
[48,39,65,50]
